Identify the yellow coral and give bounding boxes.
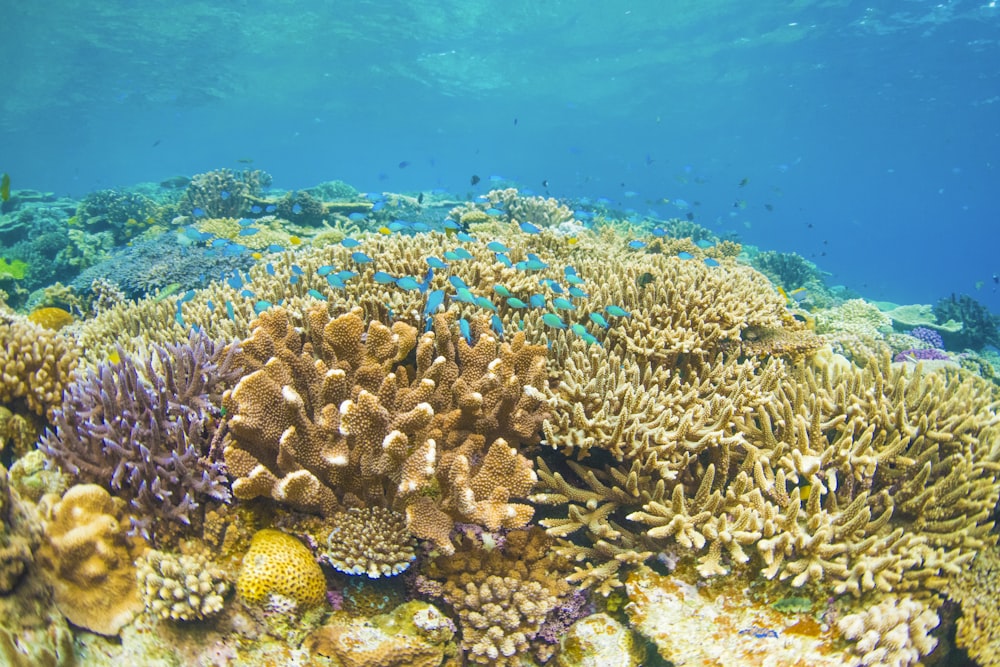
[0,314,79,419]
[27,307,74,331]
[236,529,325,609]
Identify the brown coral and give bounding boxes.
[222,306,549,554]
[321,506,416,578]
[0,313,78,419]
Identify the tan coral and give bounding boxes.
[36,484,145,636]
[0,314,78,419]
[836,595,939,667]
[136,549,230,621]
[321,506,416,578]
[946,541,1000,666]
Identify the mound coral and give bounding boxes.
[136,549,230,621]
[75,188,158,243]
[221,306,548,554]
[40,331,241,542]
[236,528,326,610]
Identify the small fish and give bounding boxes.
[220,190,230,200]
[292,203,303,214]
[238,217,255,226]
[223,243,246,257]
[225,300,235,320]
[373,271,396,284]
[486,241,511,254]
[475,296,497,311]
[470,174,481,185]
[542,313,567,329]
[389,221,408,232]
[540,279,564,294]
[651,227,667,237]
[412,222,430,232]
[372,200,386,212]
[495,252,513,268]
[289,274,300,285]
[336,270,358,281]
[529,294,547,309]
[637,272,655,288]
[250,205,263,214]
[566,236,578,246]
[454,287,476,304]
[317,265,334,276]
[704,258,720,267]
[348,212,366,222]
[396,276,422,291]
[254,300,272,314]
[677,251,694,260]
[351,251,374,264]
[326,275,346,289]
[307,289,327,300]
[425,289,445,317]
[398,160,411,169]
[265,204,277,213]
[418,192,425,204]
[252,252,263,260]
[341,237,362,248]
[589,312,609,329]
[449,275,469,290]
[523,256,549,271]
[605,305,631,318]
[485,208,504,216]
[519,221,541,235]
[443,219,462,231]
[459,318,472,342]
[627,239,646,250]
[456,231,476,243]
[451,247,474,260]
[552,297,575,310]
[211,238,229,248]
[378,226,392,235]
[507,297,528,309]
[426,257,448,269]
[238,227,259,236]
[444,251,461,261]
[739,177,749,187]
[764,203,774,212]
[288,236,302,246]
[237,157,254,164]
[542,179,549,188]
[206,300,215,312]
[226,274,243,290]
[267,244,284,253]
[491,314,504,337]
[493,284,512,298]
[192,207,206,217]
[568,286,588,299]
[564,273,584,286]
[239,289,255,298]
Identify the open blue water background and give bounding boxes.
[1,1,997,310]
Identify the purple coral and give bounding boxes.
[40,330,243,542]
[893,348,950,363]
[907,326,944,350]
[536,589,593,645]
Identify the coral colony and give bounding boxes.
[2,169,1000,666]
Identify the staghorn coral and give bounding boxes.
[221,305,548,554]
[236,528,326,610]
[945,541,1000,666]
[836,595,939,667]
[320,506,416,578]
[181,168,272,218]
[40,330,241,543]
[36,484,145,636]
[0,312,78,420]
[136,549,229,622]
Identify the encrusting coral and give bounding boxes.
[320,506,416,578]
[221,305,548,554]
[36,484,145,636]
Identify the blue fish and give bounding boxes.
[291,265,303,275]
[565,273,584,286]
[223,243,246,257]
[327,275,346,289]
[412,222,430,232]
[491,314,504,337]
[507,297,527,309]
[211,238,229,248]
[568,286,589,298]
[373,271,396,284]
[351,251,374,264]
[265,204,277,213]
[183,227,214,242]
[485,208,504,216]
[571,323,600,345]
[238,227,259,236]
[651,227,667,237]
[307,289,327,300]
[493,284,512,298]
[443,219,462,230]
[317,265,334,276]
[606,305,631,318]
[225,300,235,320]
[227,274,243,290]
[292,203,303,214]
[389,221,407,232]
[523,257,549,271]
[486,241,511,253]
[454,287,476,304]
[267,244,284,253]
[451,247,474,260]
[342,238,362,248]
[696,239,714,249]
[206,300,215,312]
[192,207,206,217]
[180,290,196,303]
[542,313,567,329]
[175,311,185,327]
[250,205,263,214]
[348,212,366,222]
[449,275,469,290]
[627,239,646,249]
[704,258,720,267]
[459,318,472,342]
[425,289,445,317]
[396,276,422,291]
[677,251,694,260]
[475,296,497,311]
[552,297,575,310]
[426,257,447,269]
[372,200,386,212]
[336,270,358,281]
[239,289,255,298]
[220,191,231,200]
[529,294,547,309]
[254,300,272,314]
[589,312,610,329]
[495,252,513,268]
[540,279,564,294]
[443,251,461,262]
[289,274,300,285]
[238,217,255,226]
[456,232,476,243]
[519,221,541,235]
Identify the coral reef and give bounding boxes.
[751,249,822,290]
[181,168,272,218]
[75,188,158,243]
[815,298,892,338]
[40,331,241,542]
[946,542,1000,666]
[221,306,547,553]
[236,528,326,610]
[0,312,79,419]
[836,595,939,667]
[555,613,643,667]
[0,463,37,593]
[321,505,416,578]
[136,549,230,621]
[487,188,576,229]
[933,292,1000,351]
[36,484,145,636]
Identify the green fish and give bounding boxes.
[605,305,631,318]
[493,284,512,298]
[507,297,528,309]
[542,313,567,329]
[552,297,575,311]
[153,282,182,302]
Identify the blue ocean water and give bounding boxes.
[1,0,998,310]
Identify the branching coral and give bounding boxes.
[137,549,230,621]
[0,312,78,420]
[320,506,416,578]
[40,330,241,543]
[180,168,272,218]
[836,595,939,667]
[221,306,548,554]
[486,188,576,229]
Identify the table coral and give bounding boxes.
[222,305,547,554]
[321,506,416,578]
[36,484,145,636]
